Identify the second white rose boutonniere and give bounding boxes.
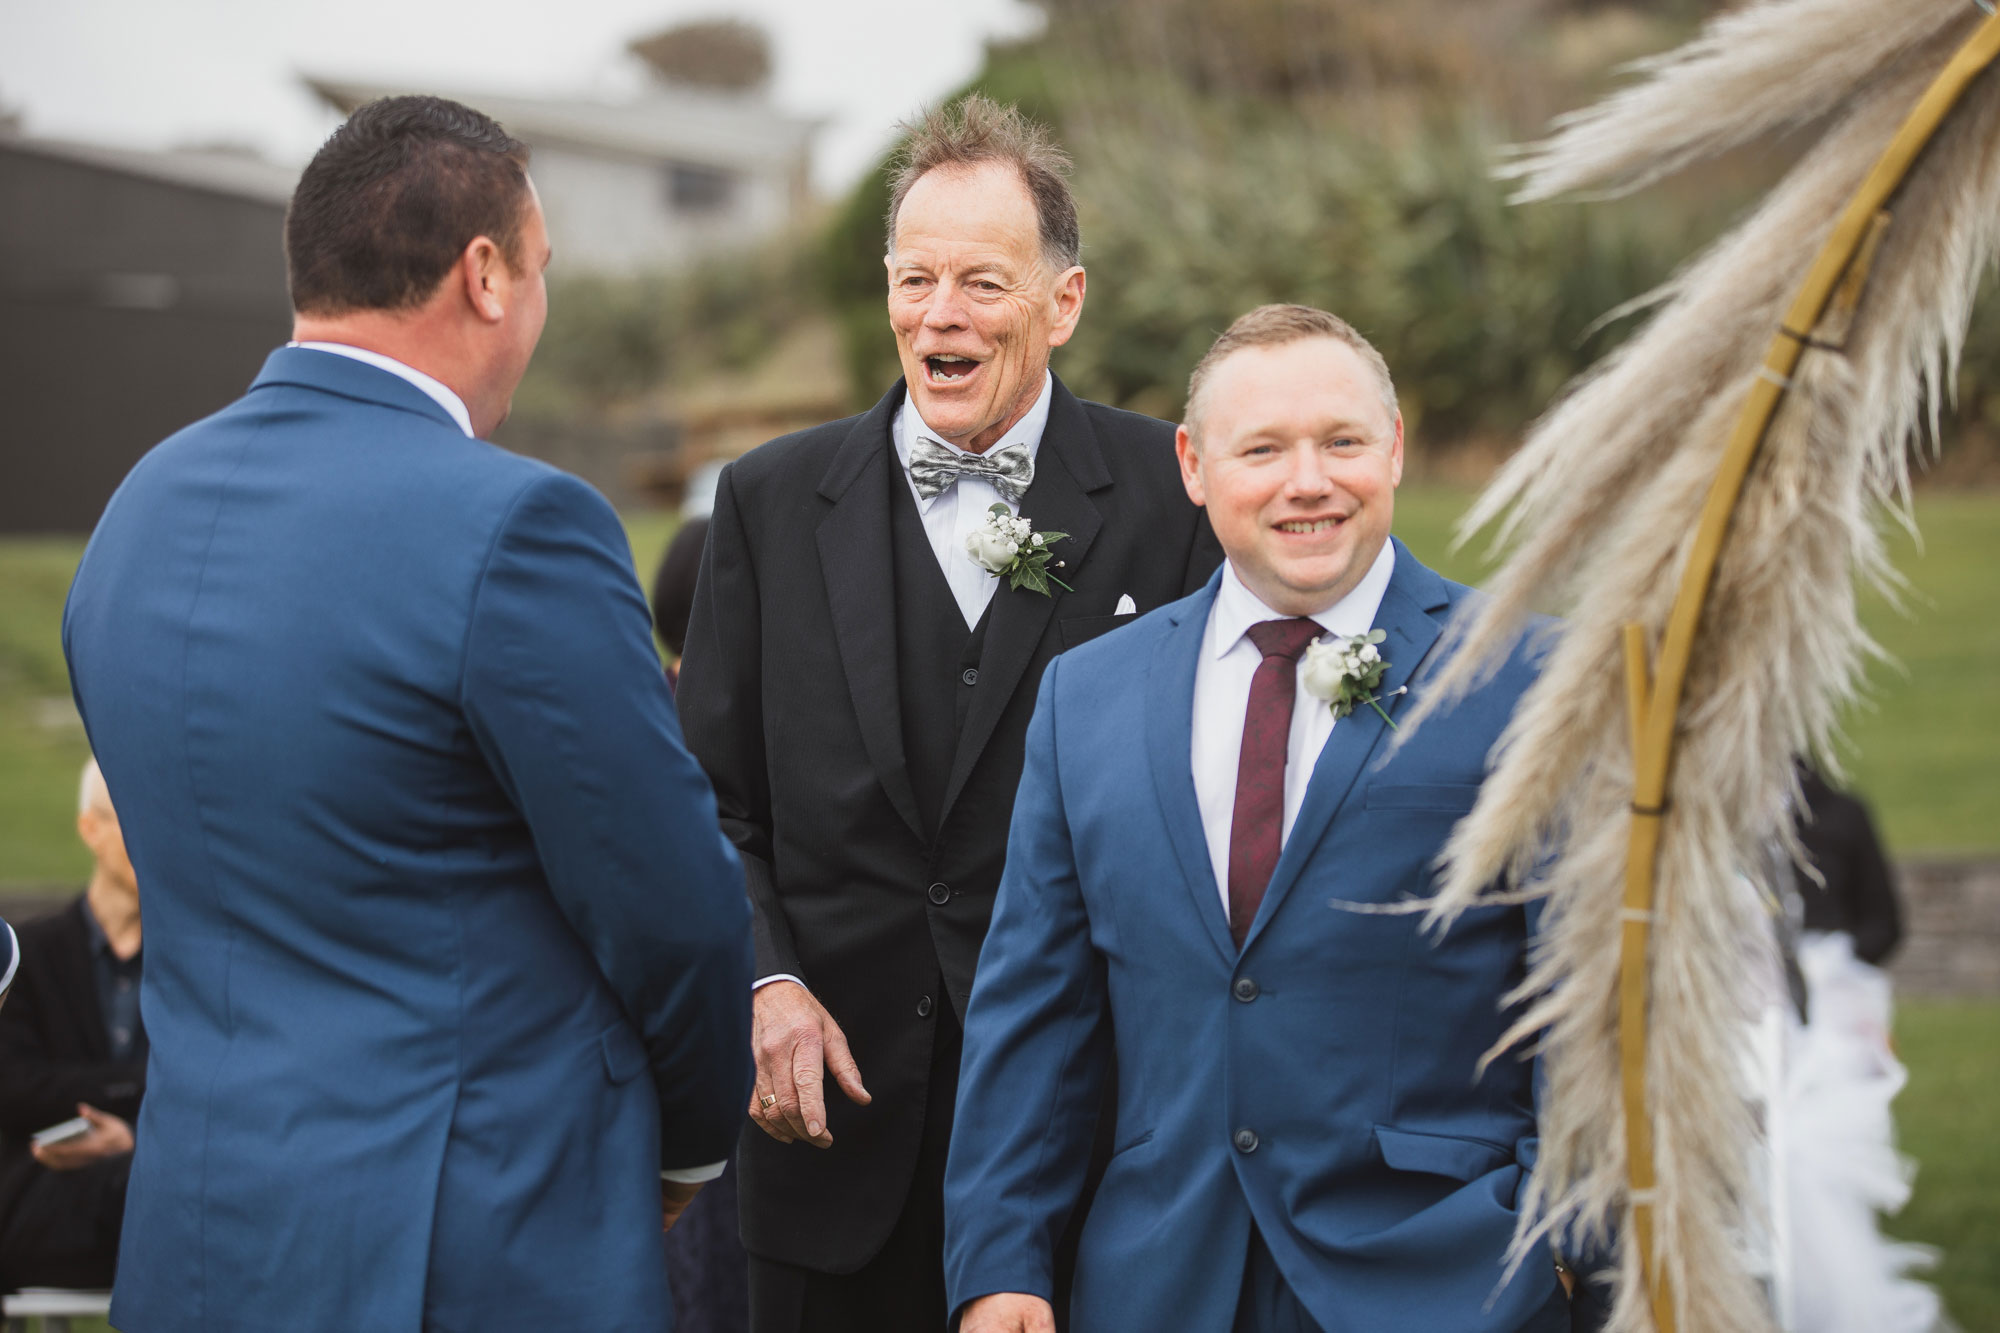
[1300,629,1401,729]
[966,503,1073,597]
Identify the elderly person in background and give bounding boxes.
[0,758,145,1292]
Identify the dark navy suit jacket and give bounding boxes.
[63,348,754,1332]
[944,546,1559,1331]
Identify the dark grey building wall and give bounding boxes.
[0,145,292,533]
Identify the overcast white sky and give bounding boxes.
[0,0,1044,193]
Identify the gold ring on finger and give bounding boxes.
[761,1093,778,1109]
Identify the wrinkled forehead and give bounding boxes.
[889,162,1044,265]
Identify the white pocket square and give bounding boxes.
[1114,594,1137,616]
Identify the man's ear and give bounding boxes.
[1174,423,1207,508]
[462,235,508,324]
[1389,412,1405,488]
[1045,266,1087,349]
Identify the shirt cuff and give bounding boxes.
[752,973,806,993]
[661,1160,727,1185]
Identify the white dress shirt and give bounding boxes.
[289,339,722,1183]
[891,371,1054,630]
[287,341,474,437]
[1190,541,1397,914]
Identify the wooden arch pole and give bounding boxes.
[1616,13,2000,1331]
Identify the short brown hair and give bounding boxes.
[287,96,531,316]
[885,94,1080,270]
[1184,303,1398,444]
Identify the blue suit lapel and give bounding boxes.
[1241,541,1454,951]
[1146,570,1236,966]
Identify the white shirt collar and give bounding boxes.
[287,341,475,438]
[892,369,1053,501]
[1209,538,1398,660]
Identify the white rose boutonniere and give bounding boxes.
[965,503,1073,597]
[1300,629,1401,729]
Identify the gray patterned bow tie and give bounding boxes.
[907,437,1035,504]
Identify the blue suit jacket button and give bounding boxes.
[927,882,951,905]
[1232,977,1259,1002]
[1234,1128,1259,1154]
[917,995,934,1018]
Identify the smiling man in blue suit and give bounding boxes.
[946,305,1578,1333]
[63,98,754,1332]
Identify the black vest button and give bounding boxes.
[927,882,951,905]
[1233,978,1259,1002]
[917,995,935,1018]
[1234,1128,1259,1154]
[961,668,979,686]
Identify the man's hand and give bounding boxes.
[32,1104,133,1171]
[661,1179,703,1233]
[960,1293,1056,1333]
[748,980,870,1147]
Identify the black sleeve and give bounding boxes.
[676,463,801,982]
[0,954,144,1138]
[1837,796,1903,966]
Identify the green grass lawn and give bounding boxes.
[1890,998,2000,1330]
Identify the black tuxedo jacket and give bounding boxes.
[0,898,146,1226]
[678,376,1220,1271]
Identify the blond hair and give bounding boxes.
[1184,304,1398,443]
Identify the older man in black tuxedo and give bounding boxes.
[677,95,1221,1332]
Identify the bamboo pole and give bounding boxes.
[1616,14,2000,1330]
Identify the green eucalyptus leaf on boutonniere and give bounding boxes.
[965,503,1072,597]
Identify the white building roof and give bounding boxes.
[304,76,819,174]
[0,133,297,206]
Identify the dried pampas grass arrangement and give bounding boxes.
[1407,1,2000,1329]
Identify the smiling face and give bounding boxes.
[886,161,1085,453]
[1175,336,1403,616]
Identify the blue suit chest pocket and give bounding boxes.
[600,1023,647,1085]
[1373,1124,1512,1182]
[1362,783,1482,814]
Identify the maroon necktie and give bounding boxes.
[1227,618,1324,947]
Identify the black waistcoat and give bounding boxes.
[888,467,991,841]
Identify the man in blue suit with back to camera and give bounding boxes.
[63,97,754,1332]
[946,305,1581,1332]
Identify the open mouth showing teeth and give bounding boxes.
[1276,518,1345,534]
[925,355,978,383]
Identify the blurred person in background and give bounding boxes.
[654,510,752,1333]
[1793,763,1903,967]
[1773,765,1936,1332]
[0,758,145,1293]
[63,95,753,1333]
[654,516,712,692]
